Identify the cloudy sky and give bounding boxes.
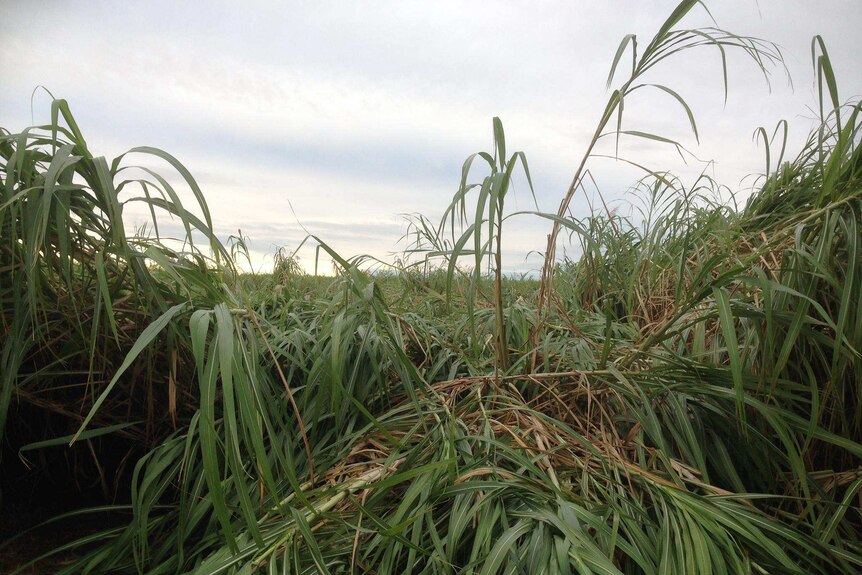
[2,1,860,274]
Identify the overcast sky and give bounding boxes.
[2,0,861,274]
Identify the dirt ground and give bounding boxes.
[0,502,120,574]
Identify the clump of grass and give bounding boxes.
[0,96,232,483]
[2,1,862,573]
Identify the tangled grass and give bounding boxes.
[2,1,861,573]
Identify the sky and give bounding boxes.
[2,0,861,274]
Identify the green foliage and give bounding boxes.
[2,2,862,574]
[0,95,231,459]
